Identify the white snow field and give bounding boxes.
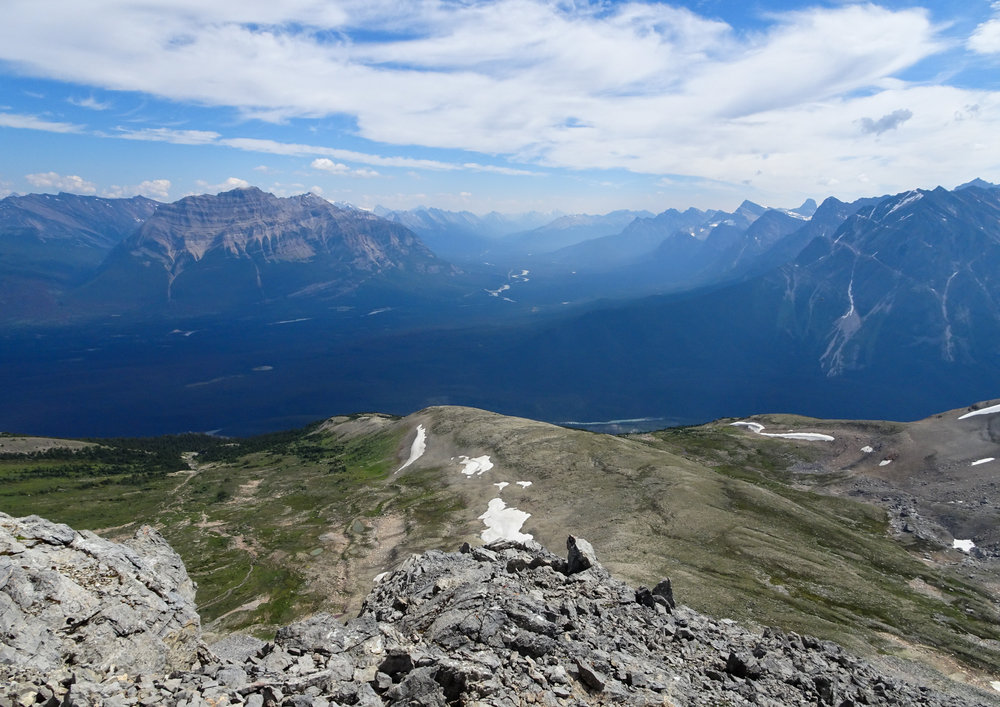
[879,459,892,467]
[730,421,834,441]
[972,458,995,466]
[494,482,509,492]
[861,445,874,453]
[396,424,427,472]
[459,455,494,476]
[958,403,1000,420]
[516,481,532,488]
[479,498,533,543]
[952,539,976,553]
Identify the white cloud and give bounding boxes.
[25,171,97,194]
[116,127,221,145]
[312,158,380,178]
[969,18,1000,54]
[68,95,110,110]
[103,178,171,200]
[194,177,251,194]
[0,2,996,203]
[857,109,913,135]
[311,158,350,174]
[0,112,82,133]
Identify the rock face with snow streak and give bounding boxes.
[1,515,995,706]
[0,512,201,677]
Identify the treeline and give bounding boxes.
[0,421,343,479]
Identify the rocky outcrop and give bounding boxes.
[1,515,996,706]
[0,513,201,678]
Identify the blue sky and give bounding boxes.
[1,0,998,214]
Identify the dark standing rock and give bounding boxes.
[652,578,675,609]
[566,535,601,574]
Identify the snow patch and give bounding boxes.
[397,424,426,472]
[373,572,388,584]
[494,482,509,492]
[886,191,923,216]
[861,445,874,453]
[972,458,995,466]
[952,539,975,553]
[958,403,1000,420]
[485,284,510,297]
[516,481,532,488]
[459,455,494,476]
[991,681,1000,694]
[878,459,892,467]
[479,497,533,544]
[729,421,834,441]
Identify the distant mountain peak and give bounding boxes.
[956,177,999,191]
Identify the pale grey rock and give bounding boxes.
[0,513,200,677]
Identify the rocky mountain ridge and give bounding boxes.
[0,192,159,319]
[2,512,996,706]
[81,187,452,311]
[778,184,1000,376]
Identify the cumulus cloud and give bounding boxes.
[969,3,1000,55]
[311,158,379,178]
[969,19,1000,54]
[195,177,251,194]
[25,171,96,194]
[311,158,350,174]
[103,179,171,200]
[858,109,913,135]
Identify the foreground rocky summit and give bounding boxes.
[1,514,995,706]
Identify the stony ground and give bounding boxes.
[3,512,999,706]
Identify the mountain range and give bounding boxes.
[1,180,999,437]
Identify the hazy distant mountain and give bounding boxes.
[955,177,999,191]
[544,207,720,270]
[0,192,158,320]
[500,210,654,256]
[786,197,819,218]
[428,184,1000,424]
[376,206,557,261]
[79,188,452,315]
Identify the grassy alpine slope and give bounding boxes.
[1,405,998,691]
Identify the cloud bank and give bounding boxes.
[0,1,998,203]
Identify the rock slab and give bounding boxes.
[0,512,200,677]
